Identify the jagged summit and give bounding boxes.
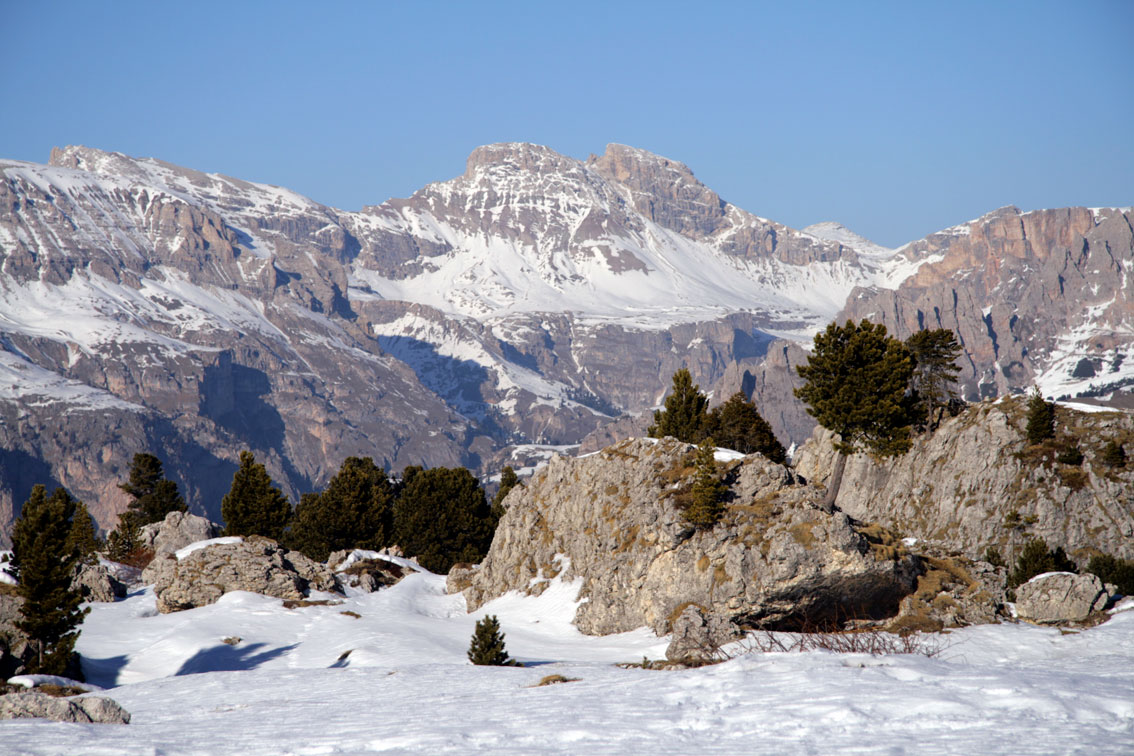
[802,221,892,257]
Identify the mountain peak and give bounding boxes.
[802,221,892,255]
[464,142,577,177]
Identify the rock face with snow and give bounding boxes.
[139,511,222,555]
[462,437,920,635]
[0,690,130,724]
[1015,572,1109,623]
[146,537,339,613]
[840,205,1134,402]
[793,398,1134,561]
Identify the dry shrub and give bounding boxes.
[116,546,155,570]
[222,636,241,646]
[282,598,343,609]
[735,628,943,658]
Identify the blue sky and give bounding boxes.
[3,0,1131,247]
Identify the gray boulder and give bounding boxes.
[70,562,127,602]
[462,437,920,636]
[147,536,341,613]
[0,690,130,724]
[139,511,223,555]
[1015,572,1109,623]
[665,605,740,662]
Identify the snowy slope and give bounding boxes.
[1,561,1131,754]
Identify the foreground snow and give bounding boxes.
[2,567,1132,754]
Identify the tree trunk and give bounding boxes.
[822,451,846,513]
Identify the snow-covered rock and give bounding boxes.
[139,511,223,556]
[1016,572,1109,623]
[146,536,339,613]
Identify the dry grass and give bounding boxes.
[340,610,361,619]
[534,674,580,687]
[222,636,242,645]
[282,598,343,609]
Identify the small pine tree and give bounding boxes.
[393,466,495,574]
[222,451,292,540]
[1007,538,1077,590]
[66,501,101,565]
[703,392,787,463]
[1024,387,1056,445]
[905,328,963,430]
[491,466,521,522]
[1086,554,1134,597]
[1101,440,1127,468]
[287,457,395,562]
[11,485,89,676]
[683,439,727,529]
[105,511,142,564]
[467,615,517,666]
[648,369,709,443]
[119,453,187,525]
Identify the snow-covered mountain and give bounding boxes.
[0,142,1130,535]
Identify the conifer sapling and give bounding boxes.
[468,614,518,666]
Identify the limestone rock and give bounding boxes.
[665,606,740,662]
[0,690,130,724]
[139,511,222,555]
[336,558,407,593]
[70,562,126,602]
[462,437,920,636]
[445,563,477,594]
[0,591,32,678]
[149,536,340,613]
[1015,572,1108,623]
[793,399,1134,560]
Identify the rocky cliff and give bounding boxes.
[462,437,919,635]
[793,398,1134,561]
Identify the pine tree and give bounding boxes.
[704,392,787,463]
[1007,538,1077,590]
[118,453,187,525]
[467,615,517,666]
[794,319,914,510]
[287,457,395,562]
[683,438,727,528]
[1101,440,1127,468]
[490,466,521,522]
[1024,387,1056,445]
[905,328,963,429]
[222,451,292,540]
[394,466,495,574]
[11,485,88,676]
[66,501,101,565]
[648,369,710,443]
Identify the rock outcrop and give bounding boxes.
[461,437,920,635]
[145,536,339,613]
[139,511,222,555]
[793,398,1134,561]
[70,562,127,602]
[0,590,31,678]
[0,690,130,724]
[664,605,741,662]
[1015,572,1109,623]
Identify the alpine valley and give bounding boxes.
[1,142,1131,538]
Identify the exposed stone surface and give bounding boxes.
[793,398,1134,561]
[445,563,477,594]
[0,591,32,678]
[0,690,130,724]
[664,606,741,662]
[1015,572,1108,623]
[139,511,223,555]
[336,559,407,593]
[147,536,340,613]
[463,437,920,636]
[70,562,126,602]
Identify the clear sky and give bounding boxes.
[3,0,1131,247]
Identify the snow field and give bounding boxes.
[1,555,1132,754]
